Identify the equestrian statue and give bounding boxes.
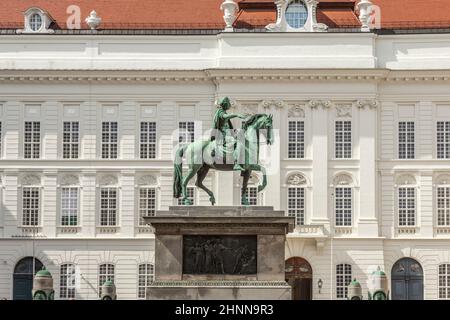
[173,97,274,206]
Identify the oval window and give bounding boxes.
[30,13,43,31]
[286,0,308,29]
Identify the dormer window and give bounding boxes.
[286,0,308,29]
[266,0,327,32]
[18,7,54,34]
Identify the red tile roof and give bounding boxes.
[0,0,449,30]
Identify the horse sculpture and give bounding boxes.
[173,114,274,206]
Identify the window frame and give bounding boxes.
[23,121,41,159]
[437,121,450,159]
[287,120,305,159]
[397,186,417,227]
[439,264,450,300]
[139,121,157,159]
[98,263,115,297]
[285,0,308,29]
[60,186,80,227]
[334,186,353,227]
[137,263,154,299]
[101,121,119,159]
[21,186,41,227]
[334,120,352,159]
[178,121,195,148]
[138,187,157,226]
[398,121,415,160]
[60,263,76,299]
[287,186,306,225]
[99,187,118,226]
[436,185,450,227]
[62,121,80,159]
[336,263,352,299]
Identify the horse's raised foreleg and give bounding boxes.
[252,165,267,192]
[241,170,251,206]
[195,166,215,205]
[182,165,201,205]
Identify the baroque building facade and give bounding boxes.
[1,0,450,300]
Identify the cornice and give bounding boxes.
[1,69,450,83]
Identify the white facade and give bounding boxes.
[1,32,450,299]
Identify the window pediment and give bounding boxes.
[18,7,54,34]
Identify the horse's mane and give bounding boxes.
[242,114,264,130]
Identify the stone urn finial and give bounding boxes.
[85,10,102,30]
[220,0,238,32]
[357,0,373,32]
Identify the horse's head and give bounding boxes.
[243,114,274,145]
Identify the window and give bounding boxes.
[178,187,195,206]
[98,264,114,297]
[102,122,118,159]
[439,264,450,299]
[0,121,2,157]
[242,187,258,206]
[61,187,78,226]
[335,121,352,159]
[335,187,352,227]
[140,122,157,159]
[100,188,117,226]
[336,264,352,299]
[288,187,305,225]
[399,121,415,159]
[138,264,154,299]
[286,0,308,28]
[437,121,450,159]
[139,188,156,226]
[24,121,40,159]
[63,121,79,159]
[437,187,450,226]
[398,187,416,226]
[178,122,195,147]
[29,13,43,31]
[60,264,76,299]
[288,121,304,159]
[22,187,40,226]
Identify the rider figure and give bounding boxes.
[212,97,247,171]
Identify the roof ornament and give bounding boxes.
[85,10,102,30]
[220,0,238,32]
[357,0,373,32]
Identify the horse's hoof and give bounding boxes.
[183,199,193,205]
[257,186,264,192]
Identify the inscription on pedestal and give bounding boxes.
[183,235,257,275]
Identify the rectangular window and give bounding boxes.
[63,121,79,159]
[61,187,79,226]
[398,187,416,226]
[0,121,2,157]
[335,121,352,159]
[98,264,114,297]
[178,187,194,206]
[399,121,415,159]
[437,121,450,159]
[100,188,117,226]
[437,187,450,226]
[335,187,352,227]
[60,264,76,299]
[439,264,450,299]
[138,264,154,299]
[242,187,258,206]
[139,188,156,226]
[102,122,118,159]
[288,121,305,159]
[24,121,40,159]
[336,264,352,299]
[22,187,40,226]
[288,187,305,225]
[178,122,195,147]
[140,122,157,159]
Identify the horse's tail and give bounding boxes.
[173,145,186,198]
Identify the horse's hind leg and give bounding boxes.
[182,165,201,205]
[241,170,251,206]
[195,166,215,205]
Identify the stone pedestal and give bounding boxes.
[144,206,294,300]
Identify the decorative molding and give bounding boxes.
[308,100,332,110]
[436,174,450,185]
[220,0,238,32]
[138,175,158,186]
[17,7,55,34]
[356,99,379,109]
[259,100,286,110]
[85,11,102,30]
[336,105,352,118]
[357,0,373,32]
[21,174,41,186]
[99,175,118,186]
[396,174,417,186]
[60,174,80,186]
[287,173,307,186]
[288,104,305,118]
[266,0,327,32]
[333,174,353,186]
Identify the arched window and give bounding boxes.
[60,264,76,299]
[29,13,43,31]
[285,0,308,29]
[436,175,450,227]
[439,264,450,299]
[336,263,352,299]
[137,263,154,299]
[137,175,158,225]
[333,174,353,227]
[99,263,114,297]
[287,173,307,225]
[396,175,417,227]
